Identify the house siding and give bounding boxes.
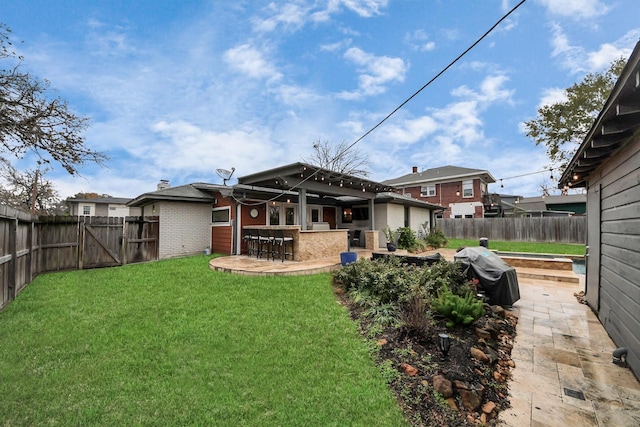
[158,201,212,259]
[589,137,640,378]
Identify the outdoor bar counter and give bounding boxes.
[242,226,348,261]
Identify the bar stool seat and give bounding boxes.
[272,229,294,262]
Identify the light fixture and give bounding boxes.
[550,168,554,180]
[456,188,460,197]
[438,333,451,358]
[500,179,504,189]
[573,173,579,181]
[286,198,290,204]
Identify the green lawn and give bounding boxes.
[445,238,586,256]
[0,256,407,427]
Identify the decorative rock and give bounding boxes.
[459,388,482,411]
[491,305,506,318]
[454,380,469,390]
[376,338,387,347]
[475,327,492,341]
[446,397,458,410]
[471,347,489,363]
[493,371,502,381]
[507,359,516,368]
[482,401,497,414]
[432,375,453,398]
[400,362,418,377]
[480,413,488,424]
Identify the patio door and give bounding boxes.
[269,202,297,225]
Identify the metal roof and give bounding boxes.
[237,162,397,201]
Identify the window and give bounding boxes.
[269,205,280,225]
[465,214,473,218]
[462,180,473,198]
[342,208,352,223]
[285,207,295,225]
[420,185,436,197]
[82,206,91,215]
[212,207,231,225]
[352,207,369,221]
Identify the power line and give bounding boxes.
[335,0,529,159]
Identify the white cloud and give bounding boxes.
[338,47,407,99]
[223,44,282,81]
[537,87,567,109]
[537,0,609,19]
[404,29,436,52]
[550,25,638,74]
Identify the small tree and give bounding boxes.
[0,160,61,214]
[303,139,371,177]
[523,57,627,172]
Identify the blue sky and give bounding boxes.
[2,0,639,199]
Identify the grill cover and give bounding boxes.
[454,247,520,307]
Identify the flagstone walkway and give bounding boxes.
[500,275,640,426]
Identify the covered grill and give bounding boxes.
[454,247,520,307]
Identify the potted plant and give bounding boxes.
[383,226,398,252]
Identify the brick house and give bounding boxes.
[383,166,496,218]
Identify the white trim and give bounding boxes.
[211,206,231,226]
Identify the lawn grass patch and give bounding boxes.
[0,256,407,426]
[445,239,585,256]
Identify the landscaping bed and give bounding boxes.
[333,257,518,427]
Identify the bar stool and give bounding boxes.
[257,229,273,259]
[242,229,258,257]
[272,229,294,262]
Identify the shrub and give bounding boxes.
[417,259,471,299]
[396,227,417,250]
[431,286,484,328]
[333,257,419,306]
[424,229,448,249]
[399,295,432,339]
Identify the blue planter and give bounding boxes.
[340,251,358,266]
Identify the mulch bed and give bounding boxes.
[334,286,519,427]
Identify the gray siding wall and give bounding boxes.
[589,136,640,378]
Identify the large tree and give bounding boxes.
[1,24,107,175]
[524,58,627,172]
[303,139,371,177]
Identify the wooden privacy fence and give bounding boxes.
[437,217,586,244]
[1,205,159,310]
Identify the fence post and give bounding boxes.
[8,217,17,301]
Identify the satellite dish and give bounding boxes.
[216,167,235,186]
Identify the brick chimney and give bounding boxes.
[157,180,170,191]
[412,166,418,173]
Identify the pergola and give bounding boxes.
[235,162,398,230]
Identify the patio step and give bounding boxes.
[515,267,580,283]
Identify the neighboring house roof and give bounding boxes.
[383,165,496,186]
[127,183,221,207]
[518,194,586,206]
[68,197,132,204]
[559,41,640,188]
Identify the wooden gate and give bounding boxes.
[80,216,124,269]
[36,216,160,272]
